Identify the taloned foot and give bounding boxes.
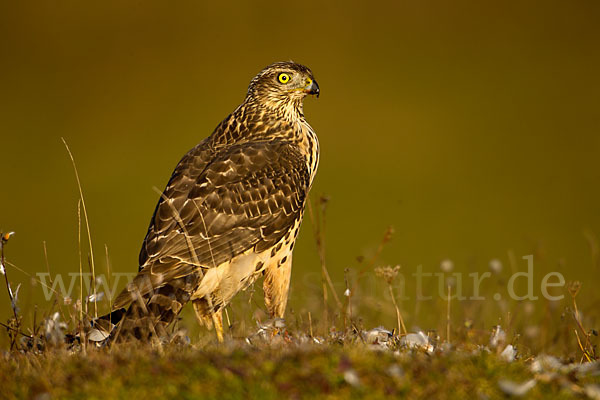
[192,299,224,343]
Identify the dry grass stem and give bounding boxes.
[307,196,342,332]
[447,284,451,343]
[62,137,98,319]
[375,265,407,336]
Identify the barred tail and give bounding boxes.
[94,273,201,342]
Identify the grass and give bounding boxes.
[1,221,599,399]
[1,189,599,398]
[1,339,599,400]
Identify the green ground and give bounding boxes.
[1,226,599,399]
[2,339,599,400]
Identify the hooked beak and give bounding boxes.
[304,79,320,98]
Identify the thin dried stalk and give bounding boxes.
[63,138,97,319]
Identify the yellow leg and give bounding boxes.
[192,299,224,343]
[212,310,224,343]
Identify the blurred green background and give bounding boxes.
[1,1,599,336]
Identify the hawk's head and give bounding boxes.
[246,62,319,111]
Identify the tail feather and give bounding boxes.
[94,272,201,342]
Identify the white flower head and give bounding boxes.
[490,325,506,348]
[498,379,536,396]
[500,344,516,362]
[489,259,503,274]
[87,292,104,303]
[440,259,454,273]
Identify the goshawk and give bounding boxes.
[101,62,320,342]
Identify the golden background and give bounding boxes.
[1,1,599,334]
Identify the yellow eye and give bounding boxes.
[278,73,291,84]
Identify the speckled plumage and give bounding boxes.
[101,62,320,341]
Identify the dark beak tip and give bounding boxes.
[310,80,320,98]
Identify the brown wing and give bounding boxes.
[137,139,215,270]
[114,140,309,309]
